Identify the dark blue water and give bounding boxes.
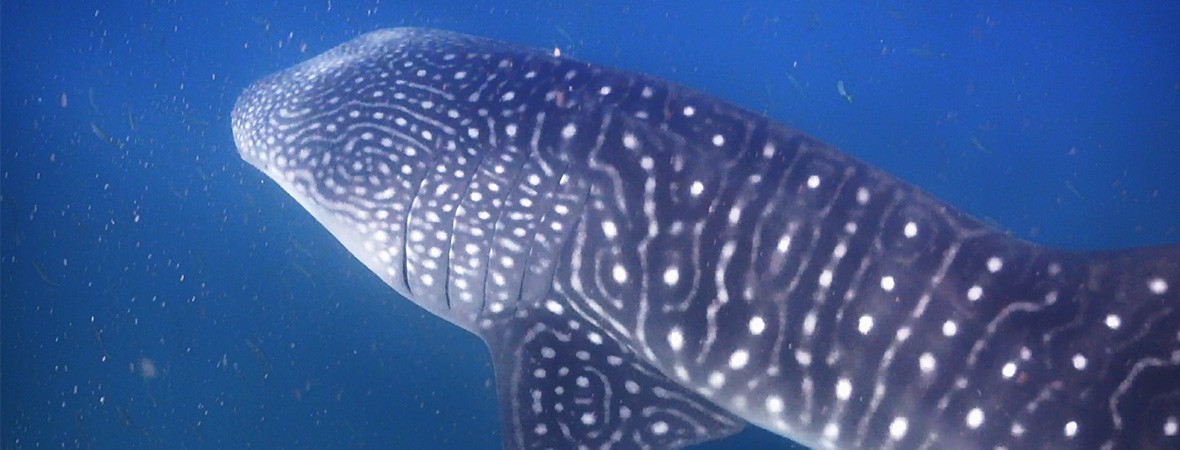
[2,1,1177,449]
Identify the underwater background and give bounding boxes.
[3,1,1178,448]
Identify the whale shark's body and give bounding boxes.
[231,28,1179,449]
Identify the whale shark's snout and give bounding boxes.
[232,29,435,177]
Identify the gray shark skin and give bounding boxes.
[231,28,1180,450]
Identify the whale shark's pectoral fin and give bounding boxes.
[482,298,744,449]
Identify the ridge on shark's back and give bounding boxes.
[231,28,1180,450]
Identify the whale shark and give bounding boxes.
[231,28,1179,449]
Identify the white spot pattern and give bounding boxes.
[231,28,1180,450]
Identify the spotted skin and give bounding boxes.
[231,28,1180,449]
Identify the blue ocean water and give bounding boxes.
[2,1,1177,449]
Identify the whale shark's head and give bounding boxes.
[231,29,474,309]
[230,28,588,330]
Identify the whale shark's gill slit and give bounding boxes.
[400,135,448,299]
[479,143,533,310]
[442,146,489,311]
[513,161,574,306]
